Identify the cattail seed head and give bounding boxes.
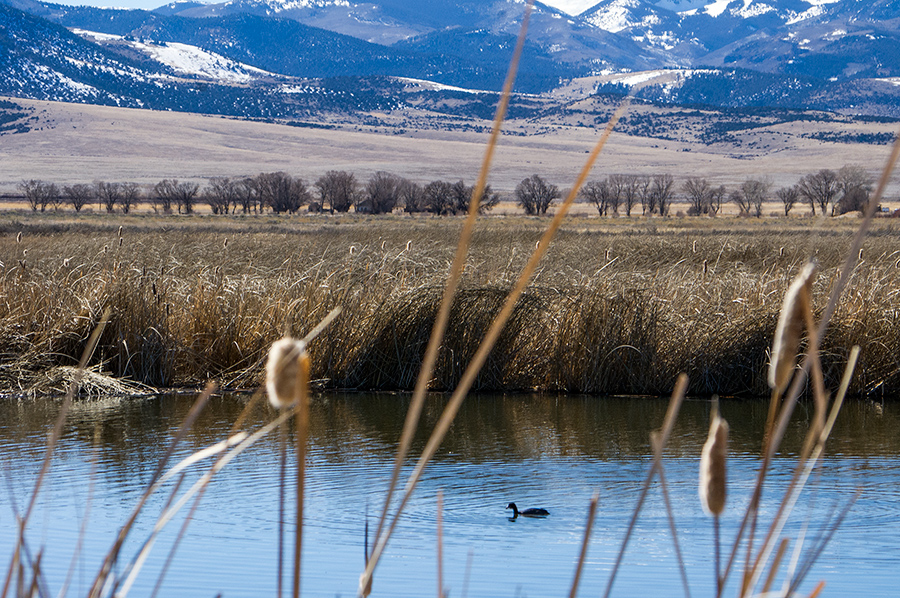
[700,415,728,517]
[768,261,817,394]
[266,337,307,409]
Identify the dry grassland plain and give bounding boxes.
[1,97,900,398]
[2,97,899,209]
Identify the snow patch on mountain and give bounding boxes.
[703,0,732,18]
[584,0,661,33]
[733,1,775,18]
[72,29,275,83]
[536,0,600,16]
[786,0,841,25]
[222,0,350,13]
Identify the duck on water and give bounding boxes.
[506,503,549,518]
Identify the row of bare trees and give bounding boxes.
[579,174,677,216]
[16,164,878,217]
[679,165,876,218]
[18,171,501,216]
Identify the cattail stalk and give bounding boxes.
[265,337,309,598]
[294,351,310,598]
[768,261,817,396]
[700,412,728,597]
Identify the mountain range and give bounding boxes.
[2,0,900,125]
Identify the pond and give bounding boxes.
[1,392,898,597]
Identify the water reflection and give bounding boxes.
[0,393,897,597]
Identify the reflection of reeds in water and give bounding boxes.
[5,0,900,596]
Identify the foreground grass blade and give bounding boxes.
[361,96,631,595]
[568,491,599,598]
[2,308,109,598]
[370,0,536,577]
[89,382,216,598]
[602,373,687,598]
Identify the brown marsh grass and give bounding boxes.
[1,216,899,398]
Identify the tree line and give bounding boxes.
[16,171,501,216]
[15,164,882,217]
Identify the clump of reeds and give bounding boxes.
[3,222,899,397]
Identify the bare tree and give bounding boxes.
[621,174,640,217]
[399,179,426,213]
[450,180,500,214]
[236,177,259,214]
[64,183,93,212]
[153,179,176,213]
[97,181,121,213]
[365,171,402,214]
[206,177,237,215]
[581,180,612,216]
[683,177,712,216]
[153,179,199,214]
[516,174,560,215]
[651,174,675,216]
[607,174,627,215]
[708,185,726,215]
[20,180,59,212]
[424,180,455,215]
[637,175,652,215]
[315,170,357,213]
[776,185,800,216]
[836,165,874,215]
[256,172,310,214]
[798,169,839,216]
[732,178,770,217]
[20,179,41,211]
[120,182,141,214]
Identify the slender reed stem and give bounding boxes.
[654,458,691,598]
[743,346,860,596]
[723,126,900,596]
[2,309,109,598]
[602,374,687,598]
[436,490,444,598]
[294,354,310,598]
[714,515,721,596]
[461,549,473,598]
[277,420,287,598]
[762,538,789,596]
[362,96,631,595]
[371,0,536,563]
[89,382,215,598]
[568,492,599,598]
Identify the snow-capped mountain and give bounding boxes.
[3,0,900,119]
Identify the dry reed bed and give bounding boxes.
[2,218,899,397]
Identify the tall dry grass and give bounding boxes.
[2,218,899,397]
